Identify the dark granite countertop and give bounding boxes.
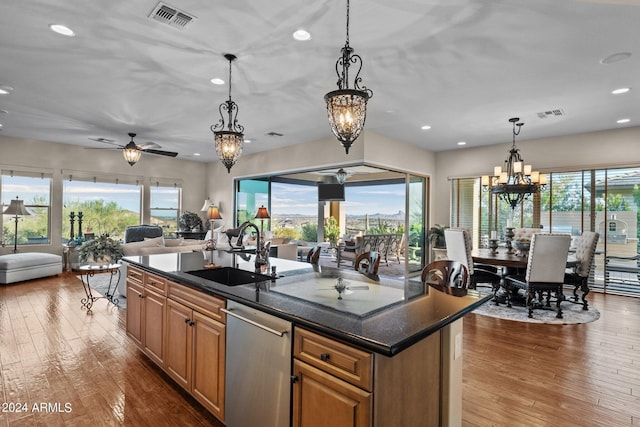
[123,250,492,356]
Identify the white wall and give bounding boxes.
[0,135,207,255]
[432,126,640,225]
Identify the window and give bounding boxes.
[271,181,318,242]
[453,166,640,295]
[235,179,269,227]
[150,183,181,237]
[62,177,141,242]
[1,172,52,247]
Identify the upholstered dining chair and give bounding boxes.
[306,245,322,265]
[564,231,599,310]
[421,260,469,296]
[504,233,571,319]
[444,228,501,292]
[354,251,381,275]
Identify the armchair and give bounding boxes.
[336,236,362,267]
[504,233,571,319]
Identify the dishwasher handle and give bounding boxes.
[221,307,288,337]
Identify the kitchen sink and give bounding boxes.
[186,267,274,286]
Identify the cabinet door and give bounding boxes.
[143,288,165,366]
[292,360,371,427]
[126,280,143,346]
[164,299,192,390]
[191,310,226,421]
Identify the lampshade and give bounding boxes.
[3,198,31,216]
[201,198,212,211]
[254,205,270,219]
[207,205,223,220]
[122,143,142,166]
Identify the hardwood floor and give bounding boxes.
[1,272,638,426]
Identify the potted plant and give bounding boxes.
[179,211,203,232]
[427,224,448,249]
[324,216,340,247]
[78,234,124,266]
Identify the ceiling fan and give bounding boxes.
[88,133,178,166]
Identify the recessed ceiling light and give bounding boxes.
[611,87,631,95]
[244,139,251,144]
[293,29,311,41]
[193,153,201,156]
[0,86,13,95]
[457,141,466,146]
[600,52,631,65]
[617,118,630,124]
[421,125,431,130]
[49,24,75,37]
[210,78,224,85]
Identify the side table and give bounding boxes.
[78,263,121,311]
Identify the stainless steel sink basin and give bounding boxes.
[186,267,273,286]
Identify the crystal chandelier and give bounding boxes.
[211,54,244,173]
[324,0,373,154]
[481,118,546,210]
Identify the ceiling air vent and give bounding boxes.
[148,2,196,30]
[536,108,565,119]
[266,132,284,137]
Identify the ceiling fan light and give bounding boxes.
[122,143,142,166]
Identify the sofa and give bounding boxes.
[122,225,210,256]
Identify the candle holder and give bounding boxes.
[505,227,515,254]
[489,239,499,254]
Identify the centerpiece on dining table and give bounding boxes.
[511,238,531,257]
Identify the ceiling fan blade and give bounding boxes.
[138,141,161,150]
[142,148,178,157]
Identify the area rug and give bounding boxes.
[76,274,126,310]
[473,298,599,325]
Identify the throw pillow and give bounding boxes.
[143,236,166,246]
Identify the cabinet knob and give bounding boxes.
[291,375,299,384]
[189,321,195,326]
[320,353,330,362]
[184,318,190,324]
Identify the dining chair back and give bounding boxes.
[445,228,501,291]
[565,231,599,310]
[354,251,381,275]
[306,245,321,265]
[421,260,469,296]
[505,233,571,318]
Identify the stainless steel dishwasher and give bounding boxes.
[222,300,292,427]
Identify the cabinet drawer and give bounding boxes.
[127,266,144,285]
[294,327,372,391]
[167,281,225,322]
[144,272,167,295]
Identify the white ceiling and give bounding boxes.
[1,0,639,163]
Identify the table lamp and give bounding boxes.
[206,205,223,248]
[3,196,31,253]
[254,205,270,236]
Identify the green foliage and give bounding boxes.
[427,224,448,248]
[273,227,300,240]
[63,200,139,240]
[300,222,318,242]
[324,216,340,244]
[595,193,631,211]
[78,234,123,264]
[367,218,393,234]
[179,211,203,231]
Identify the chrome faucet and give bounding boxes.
[237,221,269,268]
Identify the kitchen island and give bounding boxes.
[123,250,491,427]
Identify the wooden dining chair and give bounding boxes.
[421,260,469,296]
[354,251,381,275]
[504,233,571,318]
[444,228,501,292]
[306,245,321,265]
[564,231,599,310]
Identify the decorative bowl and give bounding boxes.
[512,240,531,255]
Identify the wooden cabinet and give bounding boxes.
[125,266,165,366]
[165,282,226,421]
[293,327,441,427]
